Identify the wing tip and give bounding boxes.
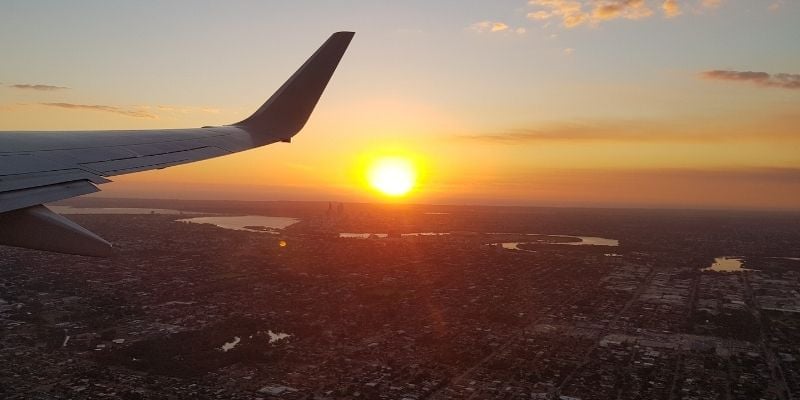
[233,31,355,140]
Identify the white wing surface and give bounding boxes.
[0,32,354,256]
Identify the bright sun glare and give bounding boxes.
[367,157,416,197]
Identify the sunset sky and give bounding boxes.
[1,0,798,209]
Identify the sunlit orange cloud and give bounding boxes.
[468,21,527,35]
[469,21,510,33]
[662,0,682,17]
[592,0,653,21]
[528,0,723,27]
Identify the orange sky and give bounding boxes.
[1,1,798,210]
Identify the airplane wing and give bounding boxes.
[0,31,354,257]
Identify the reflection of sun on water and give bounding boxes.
[367,157,416,197]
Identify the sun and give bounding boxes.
[367,157,416,197]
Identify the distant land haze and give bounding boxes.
[99,167,800,211]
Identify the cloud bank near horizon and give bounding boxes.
[8,84,69,91]
[701,70,800,90]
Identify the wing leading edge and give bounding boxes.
[0,31,354,256]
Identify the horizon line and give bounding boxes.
[57,195,800,214]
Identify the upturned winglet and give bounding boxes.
[233,31,355,142]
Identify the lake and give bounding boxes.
[178,215,300,233]
[339,231,619,248]
[492,234,619,250]
[339,232,449,239]
[49,210,620,248]
[703,256,751,272]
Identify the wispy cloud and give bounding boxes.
[701,70,800,90]
[469,21,526,35]
[458,125,677,143]
[528,0,722,28]
[9,84,69,91]
[40,102,157,119]
[455,117,800,144]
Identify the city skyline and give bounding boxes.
[1,0,798,210]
